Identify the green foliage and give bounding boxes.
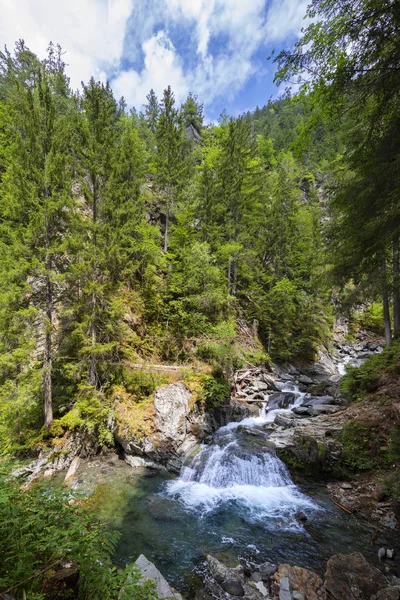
[0,39,340,457]
[357,303,385,334]
[0,464,158,599]
[51,386,114,447]
[340,340,400,401]
[198,374,230,410]
[341,420,378,471]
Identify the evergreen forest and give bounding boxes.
[0,0,400,598]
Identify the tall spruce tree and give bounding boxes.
[0,45,73,427]
[155,86,183,252]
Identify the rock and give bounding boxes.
[153,383,192,440]
[280,373,294,381]
[298,375,313,385]
[250,572,263,583]
[279,576,291,600]
[64,456,80,487]
[310,404,340,416]
[292,406,311,416]
[221,579,244,596]
[376,587,400,600]
[43,468,56,479]
[259,562,277,580]
[207,555,231,584]
[125,455,165,471]
[387,549,396,560]
[116,382,250,470]
[275,412,295,428]
[41,561,79,597]
[303,350,339,379]
[252,581,269,597]
[274,564,324,600]
[260,374,281,391]
[292,593,306,600]
[268,392,296,409]
[324,552,389,600]
[133,554,181,599]
[341,482,353,489]
[301,396,335,407]
[294,511,307,522]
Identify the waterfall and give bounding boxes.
[164,387,317,525]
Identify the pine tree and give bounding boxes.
[68,79,119,388]
[0,45,73,427]
[155,86,183,252]
[143,88,160,133]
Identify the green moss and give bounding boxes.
[341,420,379,471]
[277,448,309,473]
[51,385,114,447]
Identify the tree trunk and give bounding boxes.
[164,199,169,253]
[393,237,400,338]
[381,255,392,345]
[231,258,237,296]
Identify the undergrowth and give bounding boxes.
[340,340,400,401]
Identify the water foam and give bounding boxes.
[164,383,317,525]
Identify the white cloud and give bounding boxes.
[264,0,309,42]
[0,0,308,108]
[112,30,189,106]
[0,0,133,88]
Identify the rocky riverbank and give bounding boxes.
[195,551,400,600]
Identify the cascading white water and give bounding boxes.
[165,386,317,525]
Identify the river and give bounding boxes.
[79,383,378,595]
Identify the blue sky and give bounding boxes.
[0,0,308,121]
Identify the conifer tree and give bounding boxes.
[155,86,183,252]
[0,45,73,426]
[143,88,160,133]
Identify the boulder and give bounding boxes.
[64,456,80,487]
[259,562,277,581]
[132,554,181,599]
[268,392,296,410]
[207,555,231,584]
[41,561,79,598]
[309,404,341,416]
[324,552,389,600]
[274,564,324,600]
[221,579,244,596]
[274,412,295,428]
[301,396,335,407]
[376,587,400,600]
[298,375,313,385]
[116,383,250,470]
[125,455,165,471]
[292,406,310,416]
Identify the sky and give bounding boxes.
[0,0,308,121]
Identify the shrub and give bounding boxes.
[341,420,378,471]
[199,374,230,410]
[340,340,400,402]
[0,464,158,599]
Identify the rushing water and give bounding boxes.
[164,392,315,523]
[89,385,378,594]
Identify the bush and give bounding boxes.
[340,340,400,401]
[341,420,379,471]
[0,464,158,599]
[199,374,230,410]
